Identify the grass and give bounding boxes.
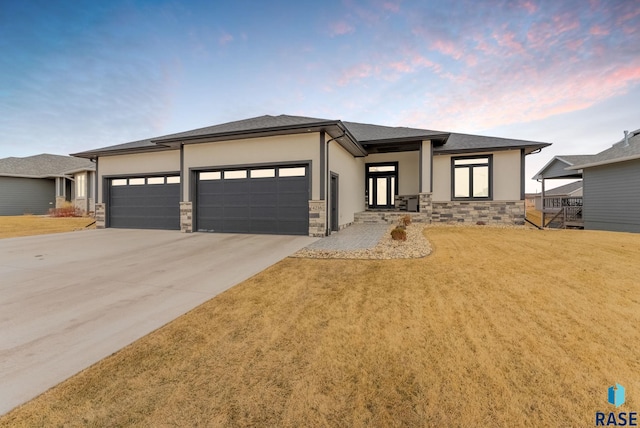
[0,215,95,239]
[2,226,639,426]
[526,208,543,227]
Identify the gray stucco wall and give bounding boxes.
[583,159,640,233]
[0,176,56,215]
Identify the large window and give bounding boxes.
[452,156,492,199]
[76,174,86,198]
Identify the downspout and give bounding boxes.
[92,157,98,214]
[325,130,347,235]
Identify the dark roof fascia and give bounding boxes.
[434,143,550,156]
[0,173,60,179]
[71,145,174,159]
[358,133,449,146]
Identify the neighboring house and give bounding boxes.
[533,180,583,211]
[567,129,640,233]
[71,114,551,236]
[0,154,96,216]
[534,129,640,233]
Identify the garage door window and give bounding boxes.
[166,176,180,184]
[147,177,165,184]
[251,169,276,178]
[224,170,247,179]
[279,167,306,177]
[112,179,127,186]
[129,178,145,185]
[200,172,221,180]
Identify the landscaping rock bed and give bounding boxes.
[292,224,432,260]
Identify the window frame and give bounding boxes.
[451,155,493,201]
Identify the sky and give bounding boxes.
[1,0,639,192]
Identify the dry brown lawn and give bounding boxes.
[0,215,95,239]
[2,226,639,427]
[526,209,543,228]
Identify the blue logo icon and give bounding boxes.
[608,383,626,408]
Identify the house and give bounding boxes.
[533,129,640,233]
[0,154,96,216]
[71,114,551,236]
[566,129,640,233]
[533,180,583,212]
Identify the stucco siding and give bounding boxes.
[0,177,55,215]
[493,150,521,200]
[328,140,365,227]
[98,151,180,201]
[432,150,522,201]
[183,133,321,200]
[366,151,420,195]
[583,159,640,233]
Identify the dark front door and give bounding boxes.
[330,173,339,232]
[366,162,398,209]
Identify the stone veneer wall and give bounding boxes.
[308,200,326,237]
[419,193,432,219]
[432,201,525,225]
[180,202,193,233]
[95,203,106,228]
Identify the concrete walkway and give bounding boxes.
[304,224,389,250]
[0,229,316,416]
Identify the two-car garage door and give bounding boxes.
[196,165,309,235]
[107,165,309,235]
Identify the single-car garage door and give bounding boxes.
[108,175,180,229]
[196,165,309,235]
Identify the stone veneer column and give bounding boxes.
[308,200,326,237]
[95,203,106,228]
[55,196,66,209]
[419,193,433,223]
[180,202,193,233]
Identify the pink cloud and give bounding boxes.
[337,63,374,85]
[382,1,401,13]
[389,61,414,73]
[589,25,609,36]
[219,32,233,45]
[431,38,463,60]
[492,30,526,55]
[329,21,355,36]
[520,0,538,14]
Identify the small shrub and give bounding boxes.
[49,202,83,218]
[391,227,407,241]
[400,214,412,227]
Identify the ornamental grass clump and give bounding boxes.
[391,226,407,241]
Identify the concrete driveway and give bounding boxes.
[0,229,316,415]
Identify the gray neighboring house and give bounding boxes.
[567,129,640,233]
[534,129,640,233]
[0,154,96,216]
[72,114,551,236]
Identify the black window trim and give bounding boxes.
[451,155,493,201]
[365,161,399,209]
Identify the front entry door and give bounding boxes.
[330,173,339,232]
[366,163,398,209]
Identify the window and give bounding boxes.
[200,172,221,181]
[76,174,86,198]
[224,170,247,179]
[250,169,276,178]
[279,167,306,177]
[147,177,165,185]
[129,178,145,185]
[112,179,127,186]
[166,176,180,184]
[452,156,492,199]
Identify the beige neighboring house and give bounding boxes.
[71,114,551,236]
[0,154,96,216]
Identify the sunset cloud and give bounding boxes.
[329,21,355,36]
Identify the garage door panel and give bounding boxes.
[108,180,179,230]
[196,165,309,235]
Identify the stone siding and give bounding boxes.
[354,211,430,224]
[309,200,326,237]
[419,193,432,220]
[180,202,193,233]
[95,203,106,228]
[432,201,525,225]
